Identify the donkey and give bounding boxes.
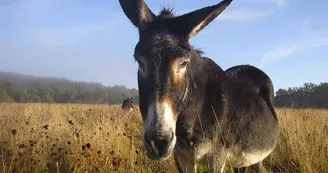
[122,97,134,112]
[118,0,279,172]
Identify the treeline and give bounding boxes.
[274,82,328,108]
[0,71,139,104]
[1,71,328,108]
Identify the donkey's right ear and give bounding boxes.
[118,0,156,30]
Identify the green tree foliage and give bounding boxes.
[0,71,138,104]
[275,82,328,108]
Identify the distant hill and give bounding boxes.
[0,71,139,104]
[0,71,327,108]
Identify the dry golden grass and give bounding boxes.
[0,103,327,173]
[0,103,177,173]
[267,108,328,173]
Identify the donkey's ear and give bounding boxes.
[171,0,232,38]
[118,0,156,30]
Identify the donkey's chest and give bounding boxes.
[176,138,213,163]
[194,141,213,162]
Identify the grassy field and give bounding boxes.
[0,103,327,173]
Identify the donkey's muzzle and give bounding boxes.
[144,131,175,159]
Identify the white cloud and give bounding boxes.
[259,44,298,68]
[0,0,125,48]
[216,8,275,21]
[275,0,286,8]
[24,19,124,47]
[259,36,328,68]
[248,0,286,8]
[259,20,328,68]
[312,41,328,48]
[214,0,286,21]
[158,0,286,22]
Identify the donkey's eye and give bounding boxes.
[179,61,189,69]
[137,60,144,68]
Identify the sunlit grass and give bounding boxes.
[0,103,176,173]
[267,108,328,173]
[0,103,327,173]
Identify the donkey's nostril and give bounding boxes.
[144,131,174,156]
[154,132,174,155]
[154,138,169,155]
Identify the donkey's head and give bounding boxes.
[119,0,233,160]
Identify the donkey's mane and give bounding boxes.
[194,47,207,58]
[194,48,205,57]
[158,7,175,18]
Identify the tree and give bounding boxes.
[274,82,328,108]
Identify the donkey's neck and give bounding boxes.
[176,56,228,147]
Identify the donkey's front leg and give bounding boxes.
[174,150,196,173]
[209,148,228,173]
[251,161,268,173]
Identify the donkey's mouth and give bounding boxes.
[143,132,176,160]
[145,149,172,161]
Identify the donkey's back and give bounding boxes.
[225,65,274,106]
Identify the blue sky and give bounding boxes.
[0,0,327,93]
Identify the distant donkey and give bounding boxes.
[121,97,134,112]
[118,0,279,172]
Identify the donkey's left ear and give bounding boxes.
[118,0,156,30]
[171,0,233,38]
